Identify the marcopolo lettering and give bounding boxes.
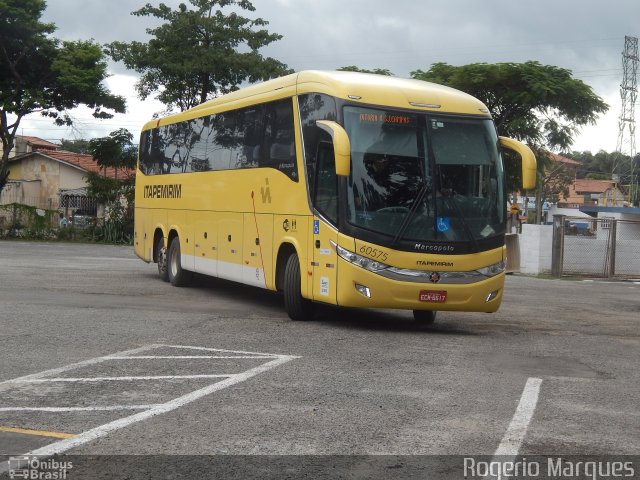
[144,184,182,199]
[413,243,455,253]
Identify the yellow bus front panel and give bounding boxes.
[335,257,505,312]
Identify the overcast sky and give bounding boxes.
[16,0,640,153]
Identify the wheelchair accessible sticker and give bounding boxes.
[314,219,320,234]
[436,217,450,233]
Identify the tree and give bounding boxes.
[107,0,292,112]
[337,66,394,76]
[87,128,138,178]
[85,128,137,244]
[412,62,609,221]
[0,0,126,194]
[412,62,608,151]
[60,138,90,154]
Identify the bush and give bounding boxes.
[87,201,133,244]
[0,203,57,239]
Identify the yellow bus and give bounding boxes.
[134,70,535,323]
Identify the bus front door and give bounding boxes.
[311,141,340,304]
[312,218,338,304]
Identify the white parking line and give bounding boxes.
[11,375,232,383]
[493,377,542,457]
[0,344,161,394]
[0,344,299,475]
[481,377,542,480]
[24,354,296,457]
[0,405,163,412]
[108,355,276,360]
[158,344,284,357]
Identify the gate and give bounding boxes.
[551,215,640,278]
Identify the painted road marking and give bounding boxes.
[25,355,296,457]
[483,377,542,479]
[0,405,163,412]
[108,355,276,359]
[0,426,75,439]
[159,344,284,357]
[10,375,232,383]
[0,344,298,475]
[0,344,161,394]
[493,377,543,456]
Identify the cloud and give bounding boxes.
[30,0,640,151]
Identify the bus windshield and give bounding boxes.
[344,106,504,244]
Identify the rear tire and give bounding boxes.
[168,236,193,287]
[413,310,436,325]
[156,236,169,282]
[283,253,313,321]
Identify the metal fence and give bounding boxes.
[551,215,640,278]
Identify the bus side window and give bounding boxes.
[314,141,338,224]
[235,105,264,169]
[207,112,234,171]
[264,99,297,180]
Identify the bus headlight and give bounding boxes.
[332,242,390,273]
[476,261,506,277]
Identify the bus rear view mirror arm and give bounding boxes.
[499,137,537,190]
[316,120,351,176]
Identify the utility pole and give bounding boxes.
[615,36,638,206]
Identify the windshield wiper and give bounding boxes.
[391,179,431,247]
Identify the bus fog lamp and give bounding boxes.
[355,284,371,298]
[485,290,499,302]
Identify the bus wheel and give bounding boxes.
[283,253,313,321]
[413,310,436,325]
[156,236,169,282]
[168,237,193,287]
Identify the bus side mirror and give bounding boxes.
[316,120,351,176]
[499,136,537,190]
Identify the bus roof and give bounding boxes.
[142,70,491,130]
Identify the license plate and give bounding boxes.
[419,290,447,303]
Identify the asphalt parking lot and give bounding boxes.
[0,241,638,478]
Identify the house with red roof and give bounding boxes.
[1,136,132,213]
[558,179,626,209]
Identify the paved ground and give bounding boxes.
[0,241,638,478]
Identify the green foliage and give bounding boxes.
[87,128,138,173]
[88,201,133,245]
[585,172,612,180]
[82,127,136,241]
[0,0,126,193]
[565,149,639,180]
[564,150,640,205]
[337,66,394,76]
[107,0,292,111]
[60,138,90,154]
[0,203,57,239]
[411,62,608,151]
[85,172,133,203]
[539,153,575,204]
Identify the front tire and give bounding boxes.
[283,253,313,321]
[156,236,169,282]
[168,236,193,287]
[413,310,436,325]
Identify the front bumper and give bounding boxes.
[335,257,505,313]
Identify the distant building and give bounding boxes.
[1,135,129,213]
[559,179,626,209]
